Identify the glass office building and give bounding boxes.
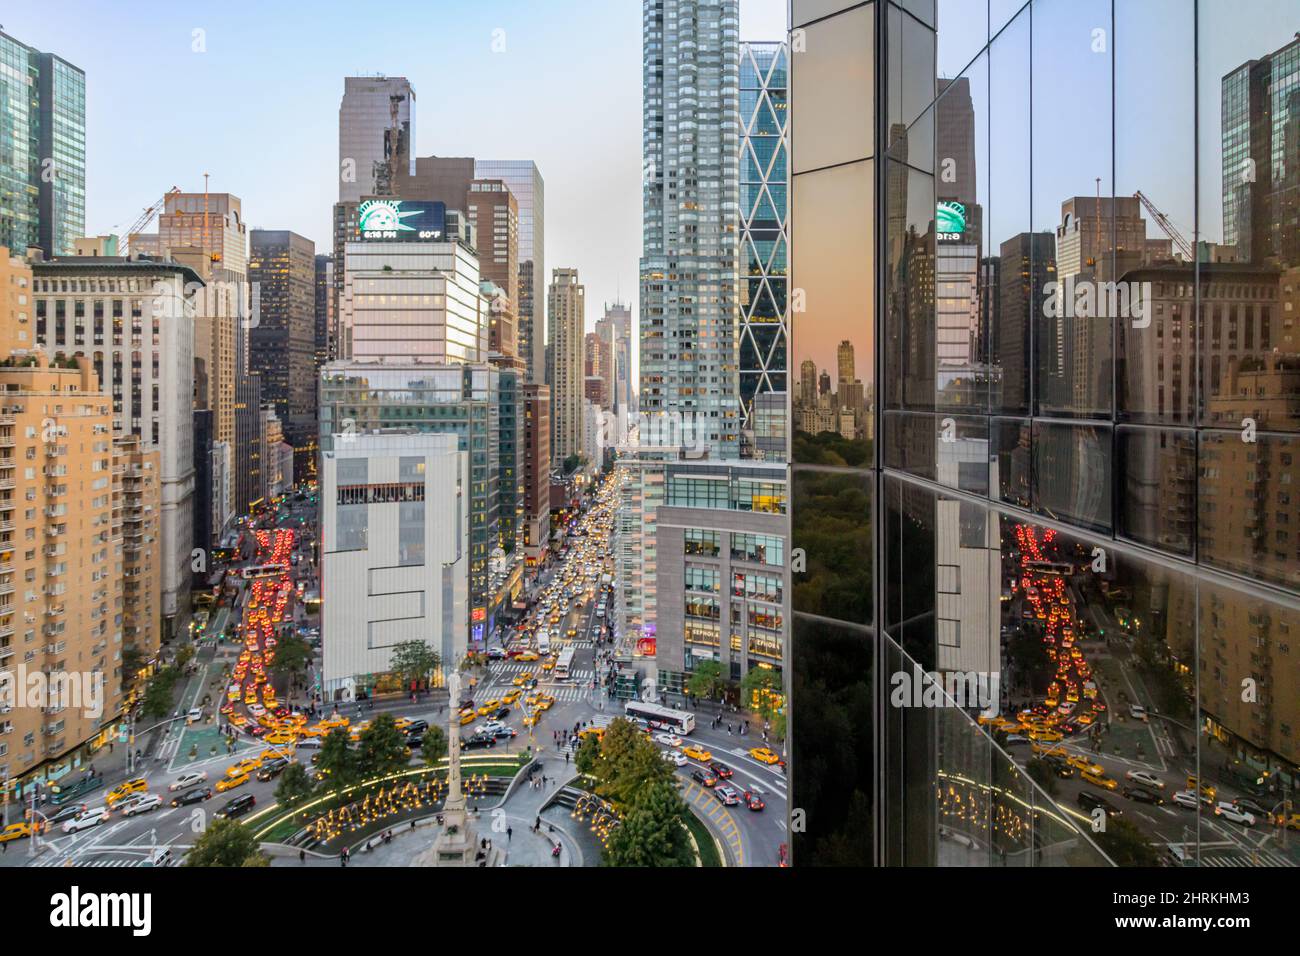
[0,32,85,257]
[789,0,1300,867]
[474,160,546,385]
[739,41,789,452]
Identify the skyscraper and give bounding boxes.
[601,300,633,412]
[739,40,788,446]
[248,229,316,475]
[548,268,585,461]
[475,160,545,385]
[0,32,85,258]
[640,0,741,458]
[338,76,415,203]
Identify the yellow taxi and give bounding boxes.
[476,699,501,717]
[216,772,249,793]
[541,658,556,672]
[1031,742,1068,758]
[517,651,540,662]
[265,730,296,746]
[501,690,522,705]
[319,716,350,731]
[1081,770,1119,791]
[226,756,262,778]
[105,778,148,806]
[749,747,781,765]
[682,744,712,762]
[577,727,605,742]
[535,696,555,712]
[393,717,413,732]
[1066,755,1104,776]
[523,713,541,728]
[512,672,533,687]
[0,820,44,843]
[525,693,542,707]
[1027,729,1063,743]
[459,710,476,726]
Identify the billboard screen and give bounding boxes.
[357,199,446,241]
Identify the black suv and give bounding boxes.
[1122,786,1163,806]
[214,793,256,819]
[461,732,496,750]
[404,719,429,736]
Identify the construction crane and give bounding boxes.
[119,186,181,256]
[1134,190,1194,262]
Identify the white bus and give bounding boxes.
[554,646,576,680]
[241,563,287,580]
[624,701,696,735]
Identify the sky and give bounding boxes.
[3,0,788,373]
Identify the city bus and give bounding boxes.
[1026,560,1073,576]
[554,646,576,680]
[624,701,696,735]
[241,563,288,580]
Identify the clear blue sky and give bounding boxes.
[3,0,787,361]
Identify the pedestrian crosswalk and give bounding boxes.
[1198,848,1295,867]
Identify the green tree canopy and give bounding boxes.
[604,778,694,867]
[184,818,266,867]
[274,762,313,808]
[422,726,448,765]
[357,713,409,778]
[389,640,441,690]
[685,660,725,700]
[316,727,358,788]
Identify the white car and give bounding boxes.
[664,750,688,767]
[654,732,683,748]
[168,770,208,792]
[476,720,507,735]
[1124,770,1165,790]
[1129,704,1148,721]
[1171,789,1202,810]
[248,704,266,717]
[62,806,110,833]
[186,708,204,724]
[120,794,163,817]
[1215,802,1256,826]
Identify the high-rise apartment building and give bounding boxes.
[338,76,415,204]
[788,0,1300,870]
[475,160,545,385]
[0,33,85,258]
[600,301,633,413]
[314,253,334,367]
[739,40,788,449]
[548,268,585,461]
[467,180,520,364]
[640,0,741,458]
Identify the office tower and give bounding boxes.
[30,253,199,639]
[338,76,415,203]
[653,461,788,688]
[321,431,468,699]
[248,229,315,477]
[600,301,633,413]
[158,190,247,524]
[467,180,520,363]
[522,384,551,569]
[548,268,585,461]
[115,436,162,666]
[314,253,334,367]
[584,330,613,409]
[1222,34,1300,269]
[341,209,489,366]
[739,40,789,449]
[319,363,499,645]
[788,1,1300,870]
[0,33,85,258]
[475,160,545,385]
[234,369,263,514]
[496,365,523,557]
[641,0,741,458]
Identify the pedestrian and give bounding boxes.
[299,849,305,864]
[507,826,513,842]
[727,723,732,735]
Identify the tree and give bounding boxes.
[176,645,196,668]
[422,726,448,765]
[316,727,358,788]
[574,734,601,775]
[1092,817,1162,867]
[274,762,313,808]
[685,660,725,701]
[357,713,408,778]
[1025,758,1059,797]
[140,667,179,720]
[389,640,440,691]
[270,635,312,686]
[741,667,783,721]
[604,778,694,867]
[184,818,266,867]
[586,719,674,809]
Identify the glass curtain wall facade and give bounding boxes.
[739,42,790,450]
[0,34,85,258]
[790,0,1300,868]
